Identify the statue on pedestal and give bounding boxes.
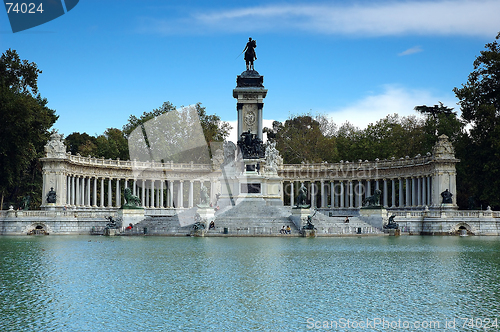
[243,37,257,71]
[122,188,142,209]
[295,183,310,209]
[362,189,382,208]
[46,187,56,204]
[441,189,453,204]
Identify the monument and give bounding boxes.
[214,38,292,234]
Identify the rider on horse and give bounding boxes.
[243,37,257,71]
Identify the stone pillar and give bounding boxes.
[383,179,388,207]
[399,178,403,208]
[391,179,396,207]
[108,178,112,207]
[79,177,84,206]
[339,181,344,208]
[116,179,121,208]
[150,180,155,208]
[349,181,353,208]
[178,180,184,208]
[234,70,267,141]
[160,180,164,208]
[320,180,326,208]
[330,181,335,208]
[366,180,371,199]
[405,178,411,207]
[422,176,427,207]
[289,181,294,207]
[427,177,431,206]
[71,176,76,206]
[189,180,194,208]
[100,178,104,207]
[411,177,417,207]
[66,177,71,206]
[168,181,174,207]
[141,180,146,208]
[356,180,363,207]
[417,177,422,206]
[93,177,97,207]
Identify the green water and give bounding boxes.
[1,236,500,331]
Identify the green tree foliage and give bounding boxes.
[65,132,96,155]
[0,49,58,209]
[265,114,337,164]
[123,102,231,161]
[453,32,500,209]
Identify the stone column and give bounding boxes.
[422,176,427,207]
[411,177,417,207]
[356,180,363,207]
[210,180,216,206]
[115,179,121,208]
[139,180,144,208]
[391,179,396,208]
[168,181,174,207]
[108,178,112,207]
[66,177,71,206]
[79,176,84,206]
[100,178,104,207]
[399,178,403,208]
[383,179,388,207]
[405,178,411,207]
[189,180,194,208]
[93,177,97,207]
[160,180,164,208]
[71,176,76,206]
[178,180,184,208]
[290,181,294,207]
[349,181,353,208]
[427,177,431,206]
[338,181,343,208]
[320,180,326,208]
[330,181,335,208]
[366,180,371,199]
[417,177,422,206]
[150,180,154,208]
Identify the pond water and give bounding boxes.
[1,236,500,331]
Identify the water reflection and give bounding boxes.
[1,236,499,331]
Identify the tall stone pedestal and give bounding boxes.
[117,209,145,229]
[290,208,311,230]
[359,207,387,230]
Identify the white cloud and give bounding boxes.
[141,0,500,37]
[398,46,423,56]
[324,85,458,128]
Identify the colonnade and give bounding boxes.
[64,175,217,209]
[283,176,433,208]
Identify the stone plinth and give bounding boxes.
[197,205,215,223]
[290,208,311,230]
[118,209,145,228]
[104,228,118,236]
[359,207,387,230]
[301,229,316,237]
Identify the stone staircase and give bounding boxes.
[120,205,384,237]
[311,212,383,236]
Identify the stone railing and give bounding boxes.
[279,155,434,174]
[67,153,214,171]
[389,209,499,218]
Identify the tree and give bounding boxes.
[65,132,97,155]
[123,102,231,162]
[0,49,58,209]
[265,114,337,164]
[453,32,500,209]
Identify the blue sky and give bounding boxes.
[1,0,499,143]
